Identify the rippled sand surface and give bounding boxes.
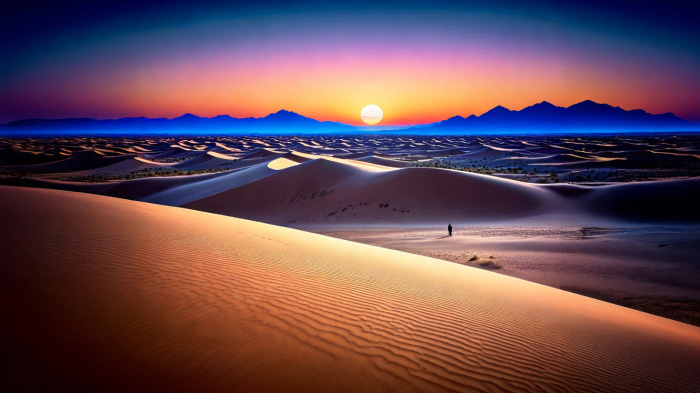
[2,186,700,392]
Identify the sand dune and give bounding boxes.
[290,152,397,172]
[280,150,314,164]
[2,186,700,392]
[173,151,239,170]
[525,144,577,155]
[0,148,63,165]
[355,155,412,168]
[242,147,285,159]
[4,148,698,225]
[65,156,173,175]
[423,148,467,157]
[650,150,700,160]
[212,141,244,152]
[509,153,626,168]
[540,153,592,163]
[146,145,198,158]
[462,146,515,159]
[181,155,700,224]
[0,176,118,195]
[3,135,699,225]
[0,170,233,201]
[185,158,557,224]
[583,177,700,222]
[333,151,379,159]
[144,157,302,206]
[39,150,131,173]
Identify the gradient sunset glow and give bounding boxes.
[2,0,699,125]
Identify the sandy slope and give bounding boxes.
[60,156,174,175]
[314,226,700,325]
[355,155,412,168]
[144,157,303,206]
[183,156,700,224]
[38,150,132,173]
[2,186,700,392]
[173,151,238,170]
[185,158,558,225]
[582,177,700,221]
[145,145,205,159]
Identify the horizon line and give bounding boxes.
[1,99,692,127]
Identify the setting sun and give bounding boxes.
[361,104,383,125]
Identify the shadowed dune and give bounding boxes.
[185,158,556,224]
[424,148,467,157]
[0,171,229,201]
[66,156,173,175]
[173,151,238,170]
[182,157,700,225]
[463,146,514,159]
[0,148,64,165]
[144,157,304,205]
[39,150,132,173]
[333,151,379,159]
[355,155,412,168]
[582,178,700,222]
[2,186,700,392]
[145,145,204,159]
[242,147,285,159]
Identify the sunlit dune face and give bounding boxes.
[361,104,383,125]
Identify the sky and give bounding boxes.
[2,0,699,125]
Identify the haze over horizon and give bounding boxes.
[2,0,700,125]
[1,99,693,127]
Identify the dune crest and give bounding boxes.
[185,159,555,224]
[2,186,700,392]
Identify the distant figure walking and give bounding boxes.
[448,223,453,237]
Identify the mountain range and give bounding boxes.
[0,100,695,135]
[413,100,691,134]
[0,109,354,135]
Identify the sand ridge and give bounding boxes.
[2,186,700,392]
[3,135,700,225]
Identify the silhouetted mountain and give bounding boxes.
[480,105,513,120]
[413,100,692,134]
[0,110,354,135]
[1,100,696,136]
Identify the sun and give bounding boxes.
[361,104,383,125]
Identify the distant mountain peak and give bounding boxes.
[522,101,561,113]
[271,109,299,116]
[571,100,604,108]
[175,113,200,120]
[491,105,511,112]
[265,109,306,119]
[534,101,555,107]
[481,105,512,117]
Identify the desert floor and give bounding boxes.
[313,225,700,326]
